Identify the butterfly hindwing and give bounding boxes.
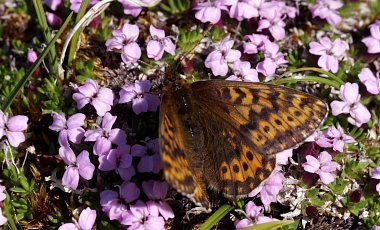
[191,80,328,155]
[159,89,211,209]
[193,112,276,198]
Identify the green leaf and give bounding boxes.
[328,178,349,195]
[19,175,30,192]
[240,220,295,230]
[306,189,325,207]
[210,26,225,41]
[343,160,369,179]
[368,147,380,158]
[199,204,234,230]
[278,220,299,230]
[10,187,27,193]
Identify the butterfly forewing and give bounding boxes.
[191,81,328,155]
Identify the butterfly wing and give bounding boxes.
[192,80,328,155]
[159,89,211,209]
[191,80,327,197]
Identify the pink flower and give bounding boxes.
[43,0,61,11]
[58,207,96,230]
[249,171,284,205]
[372,226,380,230]
[59,148,95,190]
[358,68,380,95]
[276,149,293,165]
[315,126,355,152]
[72,79,114,116]
[310,0,343,26]
[226,61,259,82]
[27,49,38,64]
[243,33,269,54]
[261,1,296,19]
[235,201,273,229]
[330,83,371,127]
[309,37,347,73]
[0,209,6,226]
[99,182,140,221]
[258,5,286,40]
[98,145,135,181]
[224,0,260,21]
[120,200,165,230]
[131,143,163,173]
[0,185,5,202]
[302,151,339,184]
[100,190,127,221]
[147,25,176,60]
[118,0,142,17]
[84,112,127,155]
[119,80,160,115]
[362,21,380,54]
[121,181,141,203]
[46,12,63,28]
[105,23,141,63]
[205,39,241,76]
[49,112,85,147]
[194,0,228,24]
[69,0,99,13]
[256,41,288,77]
[0,185,6,226]
[372,167,380,195]
[0,110,28,147]
[142,180,174,220]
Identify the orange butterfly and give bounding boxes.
[159,80,327,210]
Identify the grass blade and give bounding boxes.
[32,0,58,75]
[67,0,91,65]
[1,12,73,111]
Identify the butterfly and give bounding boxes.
[159,80,328,210]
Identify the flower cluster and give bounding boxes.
[106,23,176,64]
[310,0,343,26]
[50,78,170,228]
[100,180,173,228]
[205,38,287,78]
[194,0,296,40]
